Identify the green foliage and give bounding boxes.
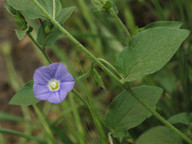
[92,68,106,90]
[168,113,191,125]
[4,0,192,143]
[56,6,76,24]
[4,4,27,30]
[15,27,30,40]
[9,81,40,106]
[105,86,163,140]
[7,0,62,19]
[36,6,75,47]
[142,21,183,30]
[117,27,190,82]
[136,126,183,144]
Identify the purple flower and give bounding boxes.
[33,63,75,104]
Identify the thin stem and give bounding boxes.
[98,58,123,79]
[33,105,56,144]
[52,0,56,19]
[31,1,192,143]
[27,33,52,64]
[176,0,187,28]
[108,133,114,144]
[110,9,131,41]
[0,128,46,143]
[69,95,87,144]
[152,0,165,20]
[72,89,88,106]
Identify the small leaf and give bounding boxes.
[92,68,106,90]
[117,27,190,81]
[136,126,183,144]
[44,30,62,47]
[36,26,44,45]
[15,27,29,40]
[9,81,40,106]
[142,21,182,30]
[105,86,163,139]
[168,113,190,125]
[56,6,76,24]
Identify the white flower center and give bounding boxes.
[48,79,60,91]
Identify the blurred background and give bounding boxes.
[0,0,192,143]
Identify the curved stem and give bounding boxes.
[98,58,123,79]
[110,9,131,41]
[0,128,46,143]
[72,89,88,106]
[27,33,52,64]
[31,1,192,143]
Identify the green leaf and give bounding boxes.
[36,25,44,45]
[142,21,182,30]
[9,81,40,106]
[7,0,62,19]
[168,113,190,125]
[117,27,190,81]
[136,126,183,144]
[105,86,163,139]
[56,6,76,24]
[44,30,62,47]
[92,68,106,90]
[15,27,29,40]
[7,0,44,19]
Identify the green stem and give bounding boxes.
[176,0,187,28]
[152,0,165,20]
[124,85,192,144]
[98,58,123,79]
[110,9,131,41]
[0,128,46,143]
[27,33,52,64]
[51,44,108,143]
[72,89,88,106]
[78,0,103,55]
[0,125,5,144]
[69,95,87,144]
[33,105,56,144]
[31,1,192,143]
[108,133,114,144]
